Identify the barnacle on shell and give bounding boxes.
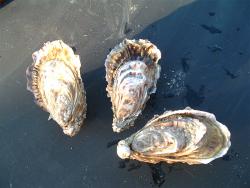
[117,107,231,165]
[26,40,87,136]
[105,39,161,132]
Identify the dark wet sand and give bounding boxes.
[0,0,250,187]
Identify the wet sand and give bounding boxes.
[0,0,249,187]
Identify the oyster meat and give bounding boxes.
[105,39,161,132]
[117,107,231,164]
[26,40,87,136]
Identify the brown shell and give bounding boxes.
[26,40,87,136]
[105,39,161,132]
[117,107,231,165]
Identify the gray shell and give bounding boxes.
[117,107,231,165]
[26,40,87,136]
[105,39,161,132]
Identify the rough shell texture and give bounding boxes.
[105,39,161,133]
[117,107,231,165]
[26,40,87,137]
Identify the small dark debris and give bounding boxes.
[108,48,112,52]
[124,22,132,35]
[223,68,238,79]
[236,27,240,31]
[185,85,205,107]
[71,46,77,53]
[181,57,190,72]
[106,139,121,148]
[238,51,243,55]
[127,162,142,171]
[149,163,166,187]
[200,24,222,34]
[236,174,242,179]
[207,44,223,52]
[208,12,216,16]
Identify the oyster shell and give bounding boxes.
[117,107,231,164]
[105,39,161,132]
[26,40,87,137]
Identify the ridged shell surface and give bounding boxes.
[117,107,231,165]
[105,39,161,132]
[26,40,87,136]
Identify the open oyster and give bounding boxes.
[26,40,87,137]
[117,107,231,165]
[105,39,161,132]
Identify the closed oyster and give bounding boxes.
[26,40,87,137]
[105,39,161,132]
[117,107,231,165]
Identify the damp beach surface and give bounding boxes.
[0,0,250,187]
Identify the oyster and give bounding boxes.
[105,39,161,132]
[26,40,87,137]
[117,107,231,164]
